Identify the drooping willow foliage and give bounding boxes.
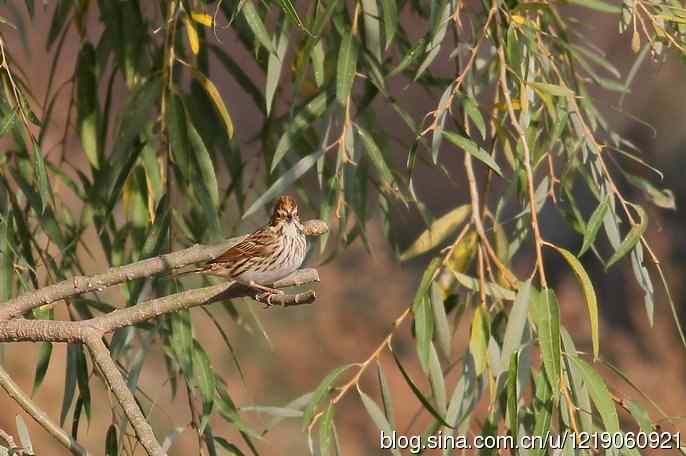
[0,0,684,454]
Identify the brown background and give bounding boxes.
[1,1,685,455]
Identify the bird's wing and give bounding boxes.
[208,226,276,264]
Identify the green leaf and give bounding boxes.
[463,96,486,140]
[428,343,447,414]
[624,173,676,210]
[170,310,193,376]
[302,365,354,428]
[336,31,359,106]
[187,118,219,209]
[0,214,12,302]
[499,280,531,376]
[74,344,91,419]
[579,197,610,256]
[531,370,552,456]
[389,38,426,76]
[311,41,326,87]
[400,204,470,261]
[381,0,398,50]
[0,110,18,137]
[271,90,330,170]
[241,405,302,418]
[390,349,453,428]
[432,84,453,163]
[241,0,276,54]
[245,146,326,219]
[362,0,382,61]
[31,141,52,213]
[528,81,575,97]
[625,399,654,432]
[546,244,600,359]
[533,288,561,394]
[355,124,395,188]
[376,361,396,430]
[415,0,451,79]
[452,271,517,301]
[431,283,452,359]
[568,355,621,434]
[32,342,53,396]
[215,386,263,439]
[192,340,216,416]
[414,295,434,373]
[166,95,192,178]
[60,343,79,426]
[442,131,503,177]
[275,0,309,32]
[266,18,289,116]
[568,0,621,13]
[606,204,647,269]
[506,352,519,437]
[76,42,100,169]
[469,306,489,376]
[359,388,400,455]
[318,404,335,456]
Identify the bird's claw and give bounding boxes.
[257,291,283,308]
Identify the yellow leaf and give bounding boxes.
[183,17,199,55]
[186,66,235,139]
[399,204,470,261]
[447,230,477,273]
[545,243,600,360]
[494,100,521,111]
[631,30,641,53]
[191,12,214,27]
[511,14,525,25]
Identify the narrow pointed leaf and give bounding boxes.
[579,197,610,256]
[302,365,354,428]
[187,66,234,140]
[336,32,359,105]
[390,349,453,428]
[546,243,599,359]
[400,204,470,261]
[499,280,531,376]
[606,205,647,269]
[242,1,276,53]
[533,289,561,394]
[245,147,326,219]
[443,131,503,177]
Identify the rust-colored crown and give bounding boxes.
[270,195,300,224]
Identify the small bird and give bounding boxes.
[189,195,307,297]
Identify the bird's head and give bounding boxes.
[270,195,301,226]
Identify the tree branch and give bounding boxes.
[84,332,164,456]
[0,219,328,321]
[0,219,328,455]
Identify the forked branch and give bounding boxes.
[0,219,328,456]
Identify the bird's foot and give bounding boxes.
[250,281,284,308]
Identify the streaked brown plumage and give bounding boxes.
[195,195,307,294]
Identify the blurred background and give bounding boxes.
[0,1,685,454]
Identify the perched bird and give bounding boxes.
[188,195,307,296]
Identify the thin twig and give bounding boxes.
[0,365,89,455]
